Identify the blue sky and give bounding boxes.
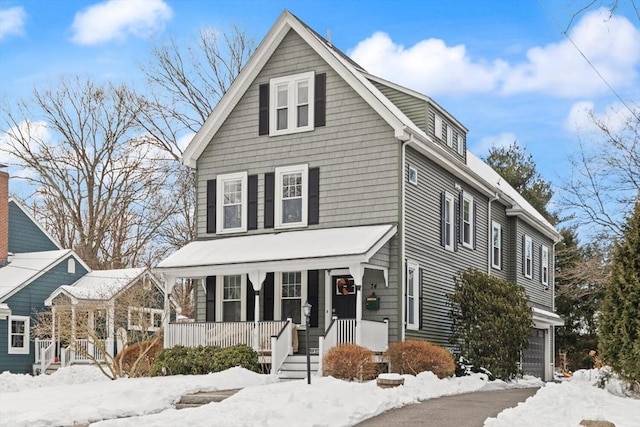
[0,0,639,208]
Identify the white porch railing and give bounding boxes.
[165,321,287,352]
[61,346,71,367]
[35,339,53,363]
[69,339,109,363]
[270,319,293,375]
[360,319,389,353]
[39,342,55,375]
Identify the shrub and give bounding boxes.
[151,344,259,376]
[322,343,378,381]
[114,338,163,377]
[385,340,455,378]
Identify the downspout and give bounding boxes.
[487,193,499,275]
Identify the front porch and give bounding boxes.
[34,338,111,375]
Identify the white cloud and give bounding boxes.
[0,120,51,179]
[71,0,172,45]
[0,6,26,41]
[565,100,636,135]
[471,132,518,156]
[502,8,640,97]
[350,8,639,99]
[350,32,508,96]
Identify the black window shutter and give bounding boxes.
[522,235,526,275]
[500,227,504,270]
[314,73,326,128]
[473,202,477,250]
[248,174,258,230]
[308,167,320,225]
[259,83,269,135]
[307,270,319,327]
[262,273,274,321]
[246,276,255,321]
[206,179,216,234]
[264,172,275,228]
[458,192,464,244]
[205,276,216,322]
[440,192,446,247]
[454,200,459,252]
[418,268,424,330]
[539,246,544,283]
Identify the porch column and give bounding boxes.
[349,264,364,346]
[161,273,177,349]
[107,303,115,359]
[248,270,267,352]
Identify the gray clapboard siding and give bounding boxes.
[514,219,555,309]
[490,202,510,281]
[370,80,428,131]
[196,30,400,236]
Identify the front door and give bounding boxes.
[332,275,356,319]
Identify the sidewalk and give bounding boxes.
[355,387,540,427]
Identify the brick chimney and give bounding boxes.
[0,164,8,266]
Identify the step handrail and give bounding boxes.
[39,342,55,375]
[270,319,293,375]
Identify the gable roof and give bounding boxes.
[9,198,62,251]
[182,10,559,241]
[0,250,76,302]
[45,267,160,304]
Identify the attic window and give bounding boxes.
[457,134,464,155]
[270,72,315,136]
[434,115,443,139]
[67,259,75,274]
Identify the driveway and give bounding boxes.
[355,387,540,427]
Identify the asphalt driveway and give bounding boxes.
[355,387,540,427]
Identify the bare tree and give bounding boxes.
[560,106,639,241]
[0,77,176,269]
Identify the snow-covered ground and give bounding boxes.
[0,366,638,427]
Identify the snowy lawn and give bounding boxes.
[0,366,638,427]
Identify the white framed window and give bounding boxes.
[457,134,464,155]
[216,172,248,234]
[270,71,315,136]
[128,307,164,332]
[408,166,418,185]
[218,274,245,322]
[492,221,502,270]
[406,261,420,331]
[67,258,75,274]
[275,164,308,229]
[444,192,455,251]
[8,315,30,354]
[462,193,474,249]
[434,114,443,139]
[540,245,549,286]
[275,271,308,326]
[524,235,533,279]
[446,126,453,147]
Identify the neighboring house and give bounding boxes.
[155,11,563,380]
[0,170,89,374]
[39,268,164,372]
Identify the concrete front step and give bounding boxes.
[278,355,320,380]
[175,389,240,410]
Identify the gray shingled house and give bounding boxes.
[155,10,563,381]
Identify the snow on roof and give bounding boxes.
[57,268,147,301]
[157,224,396,270]
[0,250,72,301]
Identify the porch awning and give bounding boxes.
[532,307,564,327]
[155,224,397,279]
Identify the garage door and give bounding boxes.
[522,328,545,379]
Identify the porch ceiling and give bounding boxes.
[155,224,397,278]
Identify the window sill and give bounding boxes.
[269,126,315,137]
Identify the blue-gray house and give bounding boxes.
[0,180,89,373]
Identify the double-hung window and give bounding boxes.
[492,221,502,269]
[275,271,308,325]
[406,261,420,331]
[443,192,455,251]
[8,315,30,354]
[446,126,453,147]
[275,164,308,228]
[523,235,533,278]
[462,193,474,248]
[270,71,315,136]
[128,307,164,332]
[216,172,248,233]
[540,245,549,286]
[457,134,464,155]
[434,114,443,139]
[221,275,243,322]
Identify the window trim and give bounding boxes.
[8,315,30,355]
[216,275,247,322]
[269,71,315,136]
[491,221,502,270]
[457,134,464,155]
[444,192,455,252]
[406,261,420,331]
[540,245,549,285]
[408,166,418,185]
[216,171,248,234]
[128,307,164,332]
[524,235,533,279]
[274,271,308,326]
[275,164,309,229]
[434,114,443,140]
[462,193,474,249]
[446,126,453,148]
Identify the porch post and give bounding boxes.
[248,270,267,351]
[161,273,177,349]
[348,264,364,346]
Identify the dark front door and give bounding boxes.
[332,275,356,319]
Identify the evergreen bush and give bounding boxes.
[385,340,455,378]
[447,269,532,380]
[322,343,378,382]
[151,344,258,376]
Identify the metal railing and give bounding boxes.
[270,319,293,375]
